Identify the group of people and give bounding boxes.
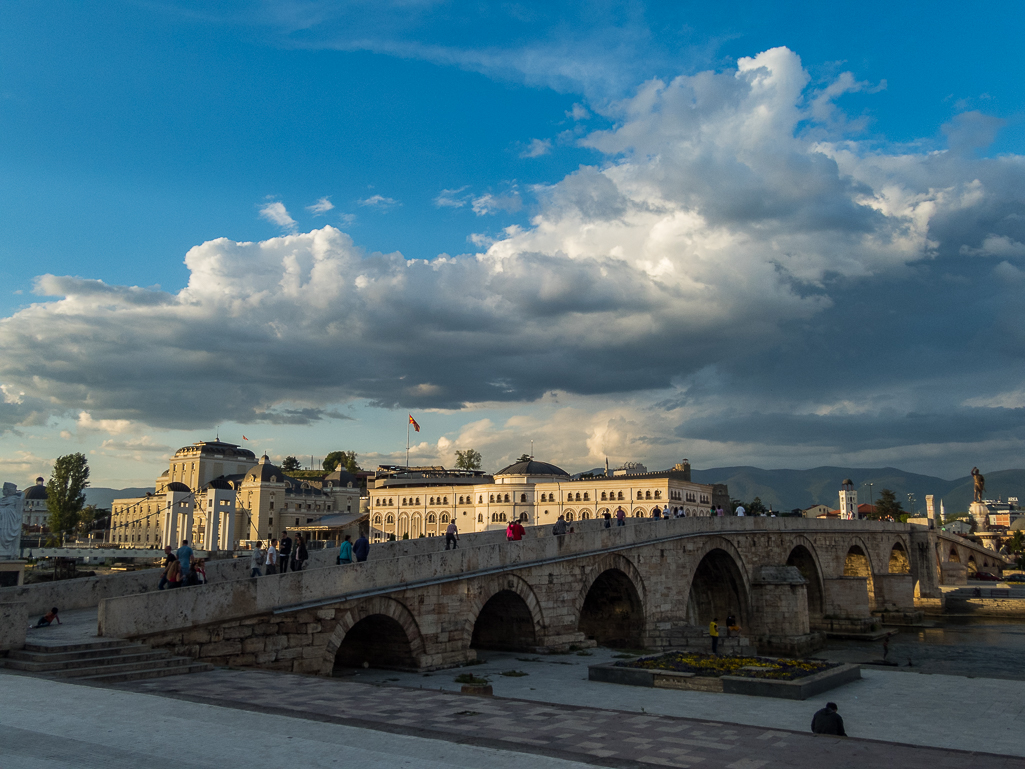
[158,540,207,589]
[249,533,310,576]
[336,533,370,564]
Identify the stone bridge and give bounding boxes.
[96,517,1000,675]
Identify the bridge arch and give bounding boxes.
[948,547,961,563]
[464,574,545,653]
[843,537,877,611]
[322,596,425,675]
[575,553,647,647]
[685,538,751,631]
[785,538,825,618]
[888,541,911,574]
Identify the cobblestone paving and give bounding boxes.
[122,669,1025,768]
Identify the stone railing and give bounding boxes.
[98,516,908,639]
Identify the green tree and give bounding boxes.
[454,449,482,470]
[746,497,767,515]
[281,456,302,472]
[323,450,359,474]
[47,453,90,545]
[871,488,904,520]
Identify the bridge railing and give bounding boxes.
[97,516,909,639]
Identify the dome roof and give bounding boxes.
[842,478,854,487]
[1010,517,1025,532]
[206,477,233,491]
[173,439,256,461]
[495,459,569,477]
[166,482,191,493]
[324,467,360,488]
[245,455,283,484]
[24,479,47,500]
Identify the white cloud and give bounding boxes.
[258,201,298,233]
[358,194,399,209]
[471,192,522,216]
[567,103,590,121]
[306,197,335,215]
[434,187,469,208]
[961,234,1025,258]
[77,411,133,435]
[520,138,552,158]
[0,451,50,486]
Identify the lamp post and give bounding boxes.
[907,493,916,519]
[862,482,874,518]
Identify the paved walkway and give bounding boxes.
[117,668,1025,768]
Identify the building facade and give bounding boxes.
[110,440,361,549]
[22,476,48,529]
[366,459,730,543]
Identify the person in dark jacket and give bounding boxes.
[353,534,370,562]
[278,532,292,574]
[292,535,308,572]
[811,703,846,736]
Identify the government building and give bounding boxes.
[109,440,361,549]
[366,458,729,542]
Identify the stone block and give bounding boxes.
[302,645,326,659]
[255,623,278,635]
[255,651,277,664]
[264,635,289,651]
[233,653,256,666]
[242,637,266,654]
[200,640,242,658]
[315,609,335,620]
[222,625,253,640]
[276,647,303,660]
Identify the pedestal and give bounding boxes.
[969,501,990,532]
[0,559,26,588]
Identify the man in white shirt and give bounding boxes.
[265,539,279,575]
[735,505,746,517]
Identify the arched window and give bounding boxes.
[490,494,495,502]
[521,493,527,503]
[441,513,449,523]
[635,509,644,517]
[443,497,448,504]
[373,515,382,524]
[500,513,507,522]
[654,490,661,499]
[386,514,394,524]
[478,495,483,503]
[504,494,510,503]
[402,497,407,506]
[645,491,651,500]
[584,492,590,501]
[566,512,574,522]
[478,513,483,522]
[415,497,420,505]
[388,498,393,505]
[601,492,607,501]
[427,514,436,523]
[617,491,624,500]
[429,497,434,505]
[540,493,547,502]
[581,511,591,519]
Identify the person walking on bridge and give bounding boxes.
[353,532,370,562]
[265,539,278,575]
[278,531,292,574]
[249,541,263,577]
[176,540,193,577]
[338,534,354,565]
[445,521,459,550]
[615,507,626,526]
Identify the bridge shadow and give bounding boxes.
[686,548,748,631]
[578,569,644,647]
[471,590,537,651]
[333,614,419,673]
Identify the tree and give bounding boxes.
[78,505,108,539]
[47,453,90,545]
[454,449,482,471]
[323,450,359,474]
[746,497,767,515]
[281,456,302,472]
[871,488,903,520]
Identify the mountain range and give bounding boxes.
[83,466,1025,516]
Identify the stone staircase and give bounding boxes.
[3,639,212,684]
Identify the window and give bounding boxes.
[490,494,494,502]
[388,498,393,505]
[645,491,651,500]
[478,495,483,503]
[504,494,510,503]
[295,518,299,526]
[583,492,589,501]
[443,497,447,504]
[654,490,661,499]
[429,497,434,505]
[478,513,483,522]
[521,493,527,503]
[269,500,275,510]
[386,514,394,524]
[618,491,624,500]
[428,514,436,523]
[458,496,464,504]
[441,513,449,523]
[373,515,382,524]
[566,512,574,521]
[415,497,420,504]
[268,517,273,526]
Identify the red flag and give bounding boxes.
[242,435,248,441]
[408,414,420,432]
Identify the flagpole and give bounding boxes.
[406,419,410,468]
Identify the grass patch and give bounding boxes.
[454,673,489,685]
[500,670,529,677]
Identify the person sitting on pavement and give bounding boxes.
[811,702,847,736]
[31,606,61,628]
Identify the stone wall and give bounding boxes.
[0,601,27,652]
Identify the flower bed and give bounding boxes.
[617,652,838,681]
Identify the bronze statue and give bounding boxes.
[971,467,985,503]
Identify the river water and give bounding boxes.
[813,616,1025,680]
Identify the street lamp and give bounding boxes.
[862,482,874,517]
[907,493,916,518]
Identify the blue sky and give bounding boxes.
[1,0,1024,488]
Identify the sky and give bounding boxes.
[1,0,1024,488]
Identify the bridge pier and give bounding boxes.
[748,566,823,656]
[814,576,878,634]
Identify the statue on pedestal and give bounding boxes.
[0,483,24,559]
[971,467,985,503]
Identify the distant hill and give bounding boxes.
[689,466,1025,514]
[84,487,151,510]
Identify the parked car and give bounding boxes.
[969,572,1000,581]
[1003,573,1025,582]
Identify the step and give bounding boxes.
[53,655,195,679]
[22,639,130,654]
[71,662,214,684]
[9,643,149,664]
[5,650,173,673]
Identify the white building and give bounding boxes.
[839,478,858,520]
[22,476,48,528]
[366,458,730,543]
